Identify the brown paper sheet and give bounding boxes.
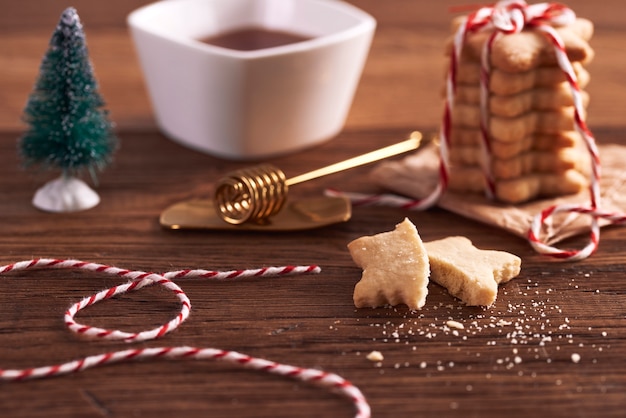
[371,143,626,245]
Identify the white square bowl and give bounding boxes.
[128,0,376,160]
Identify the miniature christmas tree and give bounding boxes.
[19,7,118,212]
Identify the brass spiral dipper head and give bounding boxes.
[213,131,424,225]
[214,164,288,225]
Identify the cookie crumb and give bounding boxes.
[446,320,464,330]
[366,350,384,362]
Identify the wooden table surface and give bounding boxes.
[1,1,625,417]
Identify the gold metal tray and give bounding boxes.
[160,196,351,231]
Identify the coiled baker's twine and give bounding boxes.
[0,258,370,418]
[331,0,626,261]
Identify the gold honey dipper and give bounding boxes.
[214,131,423,225]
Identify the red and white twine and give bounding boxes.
[334,1,625,261]
[0,258,370,418]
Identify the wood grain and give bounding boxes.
[0,1,625,417]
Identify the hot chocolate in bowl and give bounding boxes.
[198,27,312,51]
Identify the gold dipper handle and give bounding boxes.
[285,131,422,186]
[215,131,423,225]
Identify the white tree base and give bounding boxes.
[32,176,100,213]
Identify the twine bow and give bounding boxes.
[469,1,575,34]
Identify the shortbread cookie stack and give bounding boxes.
[443,13,595,204]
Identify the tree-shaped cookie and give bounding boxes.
[348,218,430,310]
[19,7,118,212]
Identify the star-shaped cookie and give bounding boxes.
[348,218,429,310]
[424,236,521,306]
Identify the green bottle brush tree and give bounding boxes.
[19,7,118,212]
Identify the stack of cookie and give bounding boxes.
[443,15,595,204]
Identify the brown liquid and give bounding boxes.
[199,27,311,51]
